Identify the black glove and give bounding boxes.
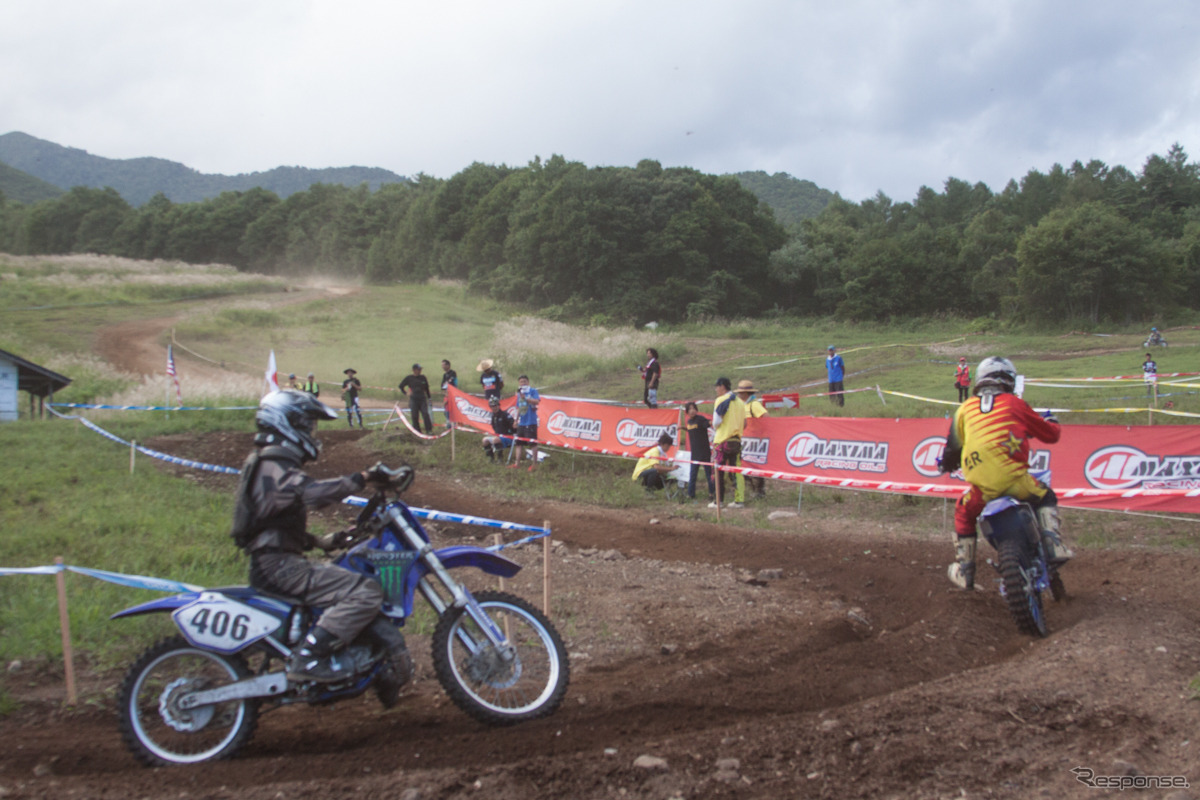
[365,463,415,493]
[313,529,356,551]
[365,462,393,487]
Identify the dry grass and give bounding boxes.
[493,316,670,363]
[1,254,285,289]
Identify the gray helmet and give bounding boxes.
[256,389,339,461]
[974,356,1017,395]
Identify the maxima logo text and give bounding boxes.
[454,397,492,425]
[785,432,888,473]
[1085,446,1200,490]
[740,437,770,465]
[615,420,678,447]
[546,411,603,442]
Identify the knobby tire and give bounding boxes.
[118,636,259,767]
[431,590,569,725]
[998,539,1047,637]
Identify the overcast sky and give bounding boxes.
[2,1,1196,203]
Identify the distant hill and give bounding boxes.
[0,159,64,204]
[730,170,836,230]
[0,131,409,206]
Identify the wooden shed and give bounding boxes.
[0,348,72,421]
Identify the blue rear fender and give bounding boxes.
[111,592,204,620]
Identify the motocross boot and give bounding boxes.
[287,626,350,683]
[366,617,413,709]
[947,536,977,590]
[1038,506,1074,563]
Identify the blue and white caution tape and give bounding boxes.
[49,402,256,411]
[0,563,202,592]
[342,495,549,537]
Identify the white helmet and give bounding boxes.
[256,390,339,461]
[974,356,1017,395]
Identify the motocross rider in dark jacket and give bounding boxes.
[232,390,412,705]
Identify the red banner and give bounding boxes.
[446,386,1200,514]
[742,416,1200,514]
[445,386,683,458]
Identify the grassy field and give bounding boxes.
[1,254,1197,707]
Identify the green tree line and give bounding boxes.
[2,147,1199,324]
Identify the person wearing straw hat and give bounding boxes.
[954,357,971,402]
[736,379,768,500]
[477,359,504,401]
[341,368,363,428]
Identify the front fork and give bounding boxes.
[385,507,515,661]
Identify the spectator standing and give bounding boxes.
[440,359,458,425]
[341,369,363,428]
[708,377,746,508]
[1143,352,1158,399]
[481,396,516,461]
[478,359,504,401]
[736,379,768,500]
[684,401,715,502]
[954,357,971,402]
[639,348,661,408]
[287,373,301,390]
[302,372,320,397]
[510,375,541,471]
[826,346,845,407]
[398,363,434,434]
[440,360,458,392]
[631,433,675,492]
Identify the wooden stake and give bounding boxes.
[450,422,456,461]
[130,440,136,474]
[494,533,505,592]
[542,524,551,616]
[54,557,77,707]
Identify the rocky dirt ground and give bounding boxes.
[3,429,1200,800]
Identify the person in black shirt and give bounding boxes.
[481,396,516,461]
[684,401,715,501]
[341,368,363,428]
[639,348,661,408]
[398,363,434,434]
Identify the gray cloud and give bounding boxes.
[1,0,1196,202]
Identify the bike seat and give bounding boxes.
[210,585,308,608]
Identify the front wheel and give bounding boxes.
[997,539,1048,637]
[118,636,259,766]
[431,590,569,725]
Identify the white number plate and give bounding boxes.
[172,592,282,654]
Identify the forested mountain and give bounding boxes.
[0,132,408,206]
[730,171,835,230]
[2,143,1198,325]
[0,160,63,204]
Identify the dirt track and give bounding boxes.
[3,429,1200,800]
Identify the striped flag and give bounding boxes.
[166,345,183,406]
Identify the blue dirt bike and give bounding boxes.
[978,472,1066,637]
[112,467,569,767]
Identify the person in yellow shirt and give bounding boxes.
[708,377,746,509]
[736,379,768,500]
[631,433,675,492]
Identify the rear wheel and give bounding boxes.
[998,539,1047,637]
[118,636,258,766]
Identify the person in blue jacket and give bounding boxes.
[825,346,845,407]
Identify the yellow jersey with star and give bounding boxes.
[948,392,1060,497]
